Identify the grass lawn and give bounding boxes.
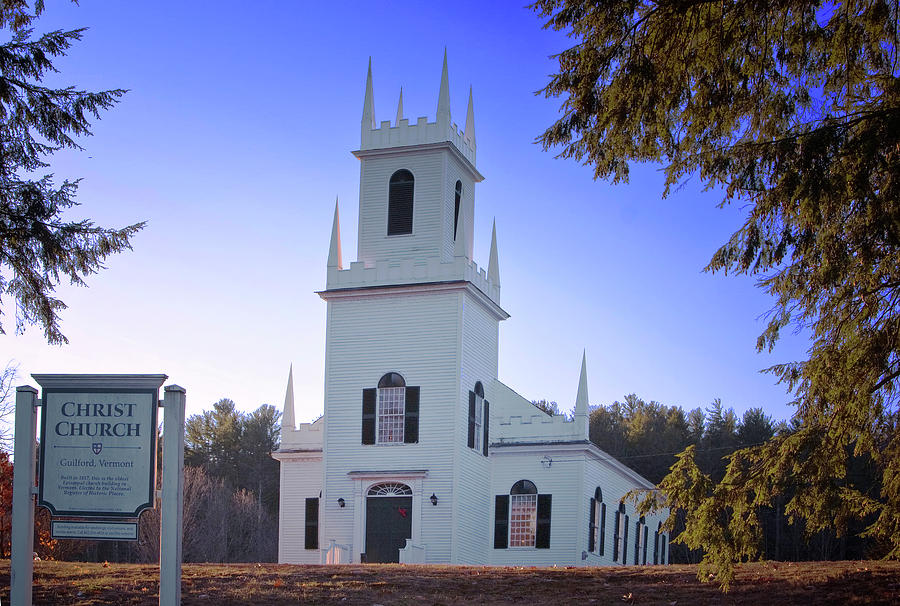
[1,559,899,605]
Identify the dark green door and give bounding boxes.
[365,496,412,563]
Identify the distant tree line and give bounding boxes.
[0,397,282,563]
[588,395,877,563]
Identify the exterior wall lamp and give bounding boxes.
[338,498,345,508]
[430,493,438,506]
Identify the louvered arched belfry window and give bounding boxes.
[388,169,414,235]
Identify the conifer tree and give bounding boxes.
[532,0,900,588]
[0,1,143,344]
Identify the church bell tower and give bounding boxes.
[317,52,506,565]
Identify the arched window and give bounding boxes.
[494,480,551,550]
[388,169,414,235]
[453,180,462,240]
[367,482,412,496]
[468,381,488,454]
[589,487,606,555]
[361,373,419,445]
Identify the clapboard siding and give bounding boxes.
[582,454,667,566]
[322,290,461,562]
[358,151,445,266]
[489,449,584,566]
[453,291,499,563]
[442,154,476,262]
[276,454,322,564]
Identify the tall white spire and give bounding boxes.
[395,87,404,125]
[464,85,476,147]
[454,198,468,259]
[362,57,375,139]
[488,219,500,285]
[436,48,451,127]
[282,364,296,433]
[574,351,589,439]
[327,197,342,269]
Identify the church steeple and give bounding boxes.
[395,87,404,125]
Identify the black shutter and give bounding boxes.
[304,497,319,550]
[404,386,419,443]
[599,503,607,556]
[588,497,597,552]
[643,526,649,564]
[482,400,490,456]
[362,388,376,444]
[536,494,552,548]
[494,495,508,549]
[623,515,629,564]
[613,510,620,561]
[467,391,476,448]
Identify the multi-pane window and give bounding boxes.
[589,487,605,555]
[494,480,550,550]
[362,374,419,445]
[509,494,537,547]
[473,392,483,452]
[377,386,405,444]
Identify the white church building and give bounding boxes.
[273,54,669,567]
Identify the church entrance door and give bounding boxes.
[364,483,413,563]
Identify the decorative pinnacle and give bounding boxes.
[283,364,296,432]
[464,85,476,147]
[362,57,375,134]
[488,219,500,285]
[436,48,451,124]
[574,351,589,439]
[396,87,404,125]
[328,197,342,269]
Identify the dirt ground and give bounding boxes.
[1,559,899,605]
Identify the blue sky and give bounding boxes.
[3,1,808,429]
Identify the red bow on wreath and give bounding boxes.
[398,508,408,518]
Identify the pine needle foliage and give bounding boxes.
[531,0,900,589]
[0,1,143,344]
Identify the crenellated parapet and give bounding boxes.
[281,416,324,450]
[494,412,583,444]
[360,115,476,167]
[359,50,476,168]
[326,254,500,306]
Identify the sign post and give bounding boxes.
[10,386,38,606]
[160,384,186,606]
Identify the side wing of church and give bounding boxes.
[273,54,670,567]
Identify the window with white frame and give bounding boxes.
[473,383,484,452]
[589,487,605,555]
[378,385,405,444]
[509,480,538,547]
